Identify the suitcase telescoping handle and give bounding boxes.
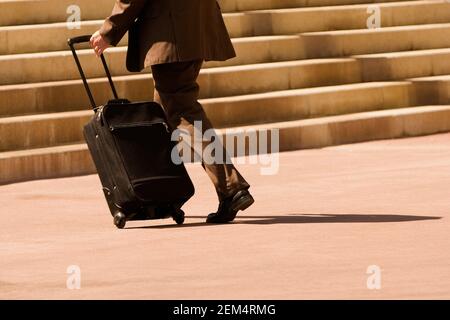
[67,35,119,111]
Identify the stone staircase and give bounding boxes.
[1,0,450,184]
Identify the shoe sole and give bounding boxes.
[231,194,255,212]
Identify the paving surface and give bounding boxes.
[1,133,450,299]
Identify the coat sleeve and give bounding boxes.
[99,0,148,46]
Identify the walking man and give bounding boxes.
[90,0,254,223]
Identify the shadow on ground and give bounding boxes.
[126,214,441,229]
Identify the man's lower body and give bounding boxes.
[151,59,254,223]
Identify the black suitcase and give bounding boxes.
[68,35,195,229]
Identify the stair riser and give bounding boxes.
[205,83,414,127]
[0,115,91,152]
[302,26,450,58]
[413,80,450,105]
[0,0,113,27]
[0,146,95,186]
[359,52,450,81]
[278,108,450,150]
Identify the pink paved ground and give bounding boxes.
[1,133,450,299]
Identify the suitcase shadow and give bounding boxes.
[125,213,441,229]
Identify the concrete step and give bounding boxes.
[302,23,450,58]
[233,105,450,151]
[0,36,305,85]
[0,0,113,26]
[2,104,449,185]
[4,22,450,85]
[218,0,413,11]
[0,143,94,186]
[355,48,450,81]
[410,75,450,105]
[0,111,92,152]
[0,58,362,117]
[0,0,415,26]
[0,82,415,152]
[4,46,450,117]
[203,82,415,127]
[226,1,450,38]
[2,1,449,54]
[0,21,109,55]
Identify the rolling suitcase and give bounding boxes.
[68,35,195,229]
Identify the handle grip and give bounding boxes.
[67,35,92,46]
[67,35,119,111]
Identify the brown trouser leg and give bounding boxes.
[151,59,250,201]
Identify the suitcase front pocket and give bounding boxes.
[111,123,194,203]
[131,176,192,203]
[111,123,174,179]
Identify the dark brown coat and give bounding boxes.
[99,0,236,72]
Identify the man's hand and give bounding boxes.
[90,31,110,56]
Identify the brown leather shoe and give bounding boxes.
[206,189,254,223]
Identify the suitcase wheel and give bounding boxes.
[173,209,185,225]
[113,211,127,229]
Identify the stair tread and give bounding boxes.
[409,74,450,81]
[231,0,445,13]
[0,143,87,159]
[353,47,450,58]
[0,110,92,123]
[304,22,450,36]
[0,19,104,31]
[202,81,410,102]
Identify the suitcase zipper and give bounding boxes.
[132,176,180,184]
[109,120,170,133]
[93,110,127,205]
[100,104,169,133]
[94,125,116,191]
